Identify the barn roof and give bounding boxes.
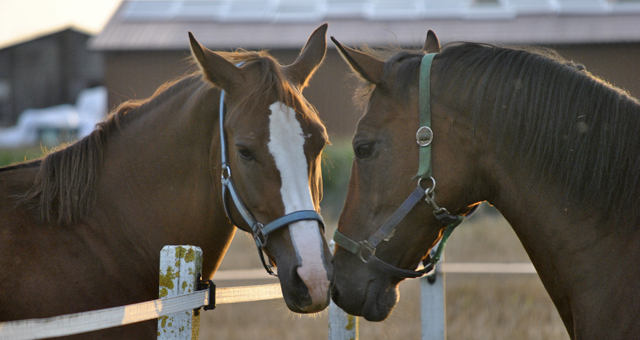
[90,0,640,51]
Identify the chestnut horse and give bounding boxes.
[0,24,332,338]
[330,31,640,339]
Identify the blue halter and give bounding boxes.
[218,64,325,276]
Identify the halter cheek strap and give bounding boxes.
[218,64,325,276]
[333,53,476,279]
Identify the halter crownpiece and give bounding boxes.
[218,62,325,276]
[415,52,436,180]
[333,52,476,279]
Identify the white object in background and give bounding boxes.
[0,86,107,148]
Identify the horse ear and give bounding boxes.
[189,32,243,92]
[422,30,441,54]
[330,37,384,85]
[283,23,328,90]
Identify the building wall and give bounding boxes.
[0,29,104,127]
[103,43,640,140]
[104,48,361,140]
[552,43,640,99]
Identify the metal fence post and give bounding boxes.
[421,257,446,340]
[328,240,358,340]
[158,245,203,340]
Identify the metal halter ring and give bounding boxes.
[357,240,377,263]
[418,176,441,211]
[418,176,436,195]
[221,165,231,181]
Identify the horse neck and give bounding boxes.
[485,157,640,338]
[93,83,234,272]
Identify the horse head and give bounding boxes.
[189,24,332,313]
[330,31,481,321]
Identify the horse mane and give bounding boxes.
[383,43,640,218]
[17,50,324,225]
[212,50,324,125]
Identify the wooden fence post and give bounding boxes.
[420,259,446,340]
[158,245,203,340]
[328,300,358,340]
[328,240,358,340]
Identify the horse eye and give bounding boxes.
[354,143,374,159]
[238,147,254,160]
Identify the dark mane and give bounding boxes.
[17,49,324,225]
[15,74,202,225]
[386,43,640,217]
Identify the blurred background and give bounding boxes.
[2,0,640,338]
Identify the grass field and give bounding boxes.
[199,212,569,340]
[0,147,46,167]
[1,143,569,339]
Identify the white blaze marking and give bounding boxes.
[268,102,328,307]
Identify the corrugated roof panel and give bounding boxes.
[89,0,640,51]
[556,0,608,14]
[609,0,640,13]
[325,0,367,18]
[275,0,326,22]
[222,0,277,21]
[175,1,228,20]
[365,0,426,20]
[464,0,516,19]
[506,0,559,15]
[122,1,181,20]
[422,0,470,18]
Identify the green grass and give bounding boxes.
[204,214,568,340]
[319,138,354,222]
[0,147,46,167]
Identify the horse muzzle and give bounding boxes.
[331,249,398,321]
[280,263,331,313]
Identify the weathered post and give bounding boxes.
[420,257,446,340]
[158,245,203,340]
[328,240,358,340]
[328,301,359,340]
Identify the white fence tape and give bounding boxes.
[212,262,537,282]
[0,283,287,340]
[0,289,209,340]
[0,261,535,340]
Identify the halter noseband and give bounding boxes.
[333,53,476,279]
[219,63,325,276]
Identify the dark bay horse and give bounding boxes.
[0,24,332,338]
[330,31,640,339]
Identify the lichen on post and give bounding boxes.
[158,245,203,340]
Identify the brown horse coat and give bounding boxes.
[0,24,332,339]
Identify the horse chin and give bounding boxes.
[331,275,399,321]
[361,280,399,321]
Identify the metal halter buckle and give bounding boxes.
[416,126,434,146]
[357,240,377,263]
[221,165,231,182]
[253,222,268,248]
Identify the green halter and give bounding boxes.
[415,53,464,266]
[416,52,437,180]
[332,52,474,278]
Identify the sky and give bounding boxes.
[0,0,123,49]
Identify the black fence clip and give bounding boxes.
[196,273,216,312]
